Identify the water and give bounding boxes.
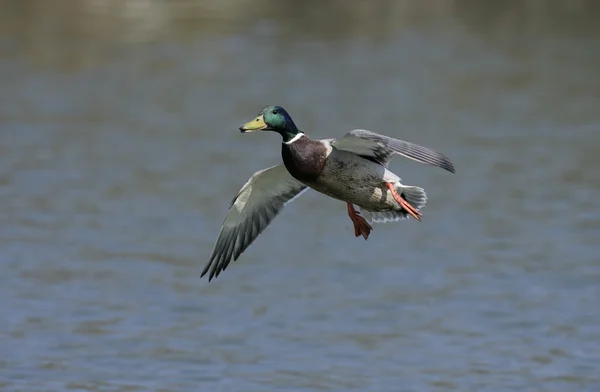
[1,1,600,391]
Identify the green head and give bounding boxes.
[239,105,301,143]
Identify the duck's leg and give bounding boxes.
[385,182,422,221]
[347,202,372,240]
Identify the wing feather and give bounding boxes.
[332,129,455,173]
[202,164,307,281]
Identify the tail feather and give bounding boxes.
[401,185,427,210]
[359,185,427,223]
[359,209,407,223]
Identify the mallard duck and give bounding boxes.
[202,105,455,280]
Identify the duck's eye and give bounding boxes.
[272,110,278,115]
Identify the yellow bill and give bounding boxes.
[239,115,267,132]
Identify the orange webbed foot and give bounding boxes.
[347,202,373,240]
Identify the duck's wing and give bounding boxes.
[331,129,455,173]
[202,164,307,281]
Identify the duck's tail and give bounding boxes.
[400,185,427,211]
[359,185,427,223]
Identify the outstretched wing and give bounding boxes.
[202,164,307,281]
[331,129,455,173]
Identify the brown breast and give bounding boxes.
[281,136,327,183]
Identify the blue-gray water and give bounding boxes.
[1,1,600,391]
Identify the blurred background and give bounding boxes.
[1,0,599,391]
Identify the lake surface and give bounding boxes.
[1,1,599,391]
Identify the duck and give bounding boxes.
[201,105,455,281]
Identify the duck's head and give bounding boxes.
[239,105,301,143]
